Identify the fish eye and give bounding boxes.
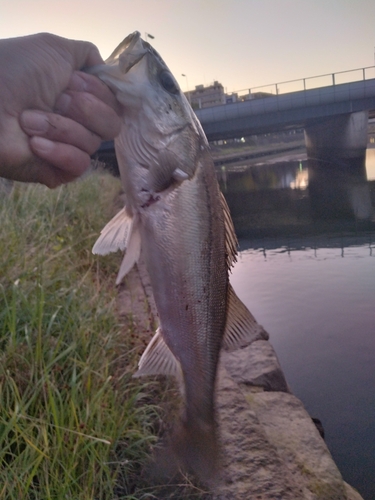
[159,71,179,95]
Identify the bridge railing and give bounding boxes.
[231,66,375,102]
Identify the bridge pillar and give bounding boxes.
[304,111,369,162]
[305,111,372,220]
[307,156,373,220]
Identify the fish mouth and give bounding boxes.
[106,31,149,74]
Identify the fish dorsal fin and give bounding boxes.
[115,224,141,284]
[222,284,269,351]
[92,207,133,255]
[220,192,238,269]
[133,328,182,379]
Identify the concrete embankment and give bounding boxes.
[211,140,305,169]
[119,261,363,500]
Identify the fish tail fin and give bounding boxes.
[174,418,220,483]
[151,418,220,486]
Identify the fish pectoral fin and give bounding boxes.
[149,123,200,192]
[222,284,269,351]
[92,207,134,255]
[115,223,141,284]
[133,328,182,379]
[148,149,181,192]
[172,168,189,182]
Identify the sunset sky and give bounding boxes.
[1,0,374,93]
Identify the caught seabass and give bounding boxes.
[90,31,268,481]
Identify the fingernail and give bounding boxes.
[21,111,49,133]
[31,136,54,153]
[55,93,72,114]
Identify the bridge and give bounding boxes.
[95,66,375,169]
[195,66,375,141]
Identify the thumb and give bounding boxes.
[50,35,105,71]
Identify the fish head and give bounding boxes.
[89,32,205,192]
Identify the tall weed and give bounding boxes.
[0,174,157,499]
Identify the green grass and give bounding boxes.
[0,173,160,499]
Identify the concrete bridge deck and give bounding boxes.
[196,77,375,141]
[95,66,375,167]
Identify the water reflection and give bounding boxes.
[289,165,308,190]
[223,148,375,500]
[218,149,375,238]
[239,232,375,258]
[365,148,375,180]
[308,155,372,221]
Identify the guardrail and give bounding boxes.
[228,66,375,101]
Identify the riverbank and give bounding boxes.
[211,139,306,169]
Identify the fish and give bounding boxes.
[89,31,268,483]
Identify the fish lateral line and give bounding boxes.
[134,286,269,382]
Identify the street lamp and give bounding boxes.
[181,74,191,103]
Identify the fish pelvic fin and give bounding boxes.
[223,284,269,351]
[92,207,134,255]
[151,417,220,486]
[92,207,141,284]
[115,222,141,284]
[133,328,182,380]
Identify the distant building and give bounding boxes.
[225,93,238,104]
[184,81,274,109]
[186,81,225,109]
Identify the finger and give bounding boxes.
[68,71,122,113]
[6,153,82,188]
[68,39,104,68]
[55,91,121,140]
[21,110,102,155]
[56,37,104,70]
[29,136,91,181]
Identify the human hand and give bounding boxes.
[0,33,122,188]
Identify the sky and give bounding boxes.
[1,0,374,94]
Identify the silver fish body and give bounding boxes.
[90,32,268,481]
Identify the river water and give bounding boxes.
[220,148,375,500]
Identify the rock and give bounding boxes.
[118,265,154,332]
[222,340,289,393]
[212,361,356,499]
[213,364,304,499]
[344,482,364,500]
[311,417,325,439]
[247,391,348,500]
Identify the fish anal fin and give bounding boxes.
[133,328,182,379]
[223,284,269,351]
[92,207,134,255]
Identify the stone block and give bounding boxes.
[222,340,289,392]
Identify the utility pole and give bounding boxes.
[181,74,191,103]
